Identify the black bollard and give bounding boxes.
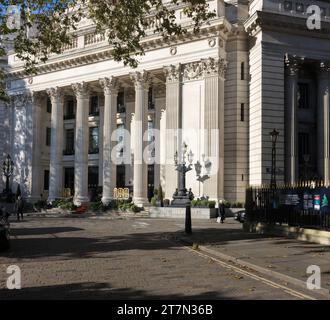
[185,204,192,235]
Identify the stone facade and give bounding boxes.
[3,0,330,205]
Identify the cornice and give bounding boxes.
[7,18,231,80]
[245,11,330,38]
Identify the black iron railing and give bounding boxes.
[245,181,330,231]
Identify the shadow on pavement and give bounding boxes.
[12,227,84,236]
[1,224,274,261]
[0,281,247,300]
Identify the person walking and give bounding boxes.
[219,200,226,224]
[15,195,24,222]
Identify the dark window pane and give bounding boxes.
[298,83,309,109]
[47,98,52,113]
[89,127,99,154]
[90,96,99,116]
[64,129,75,155]
[241,103,245,122]
[44,170,49,191]
[241,62,245,80]
[46,127,51,146]
[88,166,99,188]
[117,92,125,113]
[65,100,75,119]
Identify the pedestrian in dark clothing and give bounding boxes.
[219,200,226,224]
[15,196,24,222]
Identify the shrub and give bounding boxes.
[191,198,216,208]
[53,198,76,211]
[89,201,104,212]
[208,201,216,208]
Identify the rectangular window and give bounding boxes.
[298,132,310,163]
[46,127,51,146]
[117,92,125,113]
[64,129,75,155]
[88,166,99,189]
[65,100,75,119]
[148,87,155,110]
[47,98,52,113]
[44,170,50,191]
[241,62,245,80]
[89,127,99,154]
[241,103,245,122]
[298,83,309,109]
[90,96,99,116]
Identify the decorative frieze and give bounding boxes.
[183,61,204,81]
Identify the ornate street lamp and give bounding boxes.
[270,129,279,189]
[172,143,194,208]
[172,143,212,235]
[2,154,14,195]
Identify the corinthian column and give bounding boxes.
[285,58,299,184]
[99,77,119,205]
[163,64,182,199]
[47,87,64,202]
[202,58,227,201]
[72,82,90,205]
[130,71,150,207]
[30,92,45,200]
[318,62,330,182]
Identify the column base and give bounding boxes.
[101,196,114,206]
[74,196,90,207]
[133,197,149,208]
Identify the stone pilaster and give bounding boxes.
[72,82,90,205]
[202,58,227,201]
[130,71,150,206]
[318,62,330,182]
[30,92,45,201]
[163,64,182,199]
[285,57,299,184]
[47,87,64,202]
[99,77,119,205]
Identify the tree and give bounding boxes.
[0,0,216,100]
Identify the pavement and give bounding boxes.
[0,214,329,300]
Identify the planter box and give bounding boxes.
[149,207,217,219]
[225,208,245,217]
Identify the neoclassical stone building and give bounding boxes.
[2,0,330,206]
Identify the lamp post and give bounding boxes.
[172,143,194,208]
[2,154,14,196]
[172,143,212,235]
[270,129,279,189]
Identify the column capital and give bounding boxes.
[130,71,151,90]
[47,87,64,104]
[164,64,182,83]
[201,57,227,78]
[99,77,119,95]
[71,82,90,99]
[285,56,300,77]
[32,91,46,107]
[319,62,330,76]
